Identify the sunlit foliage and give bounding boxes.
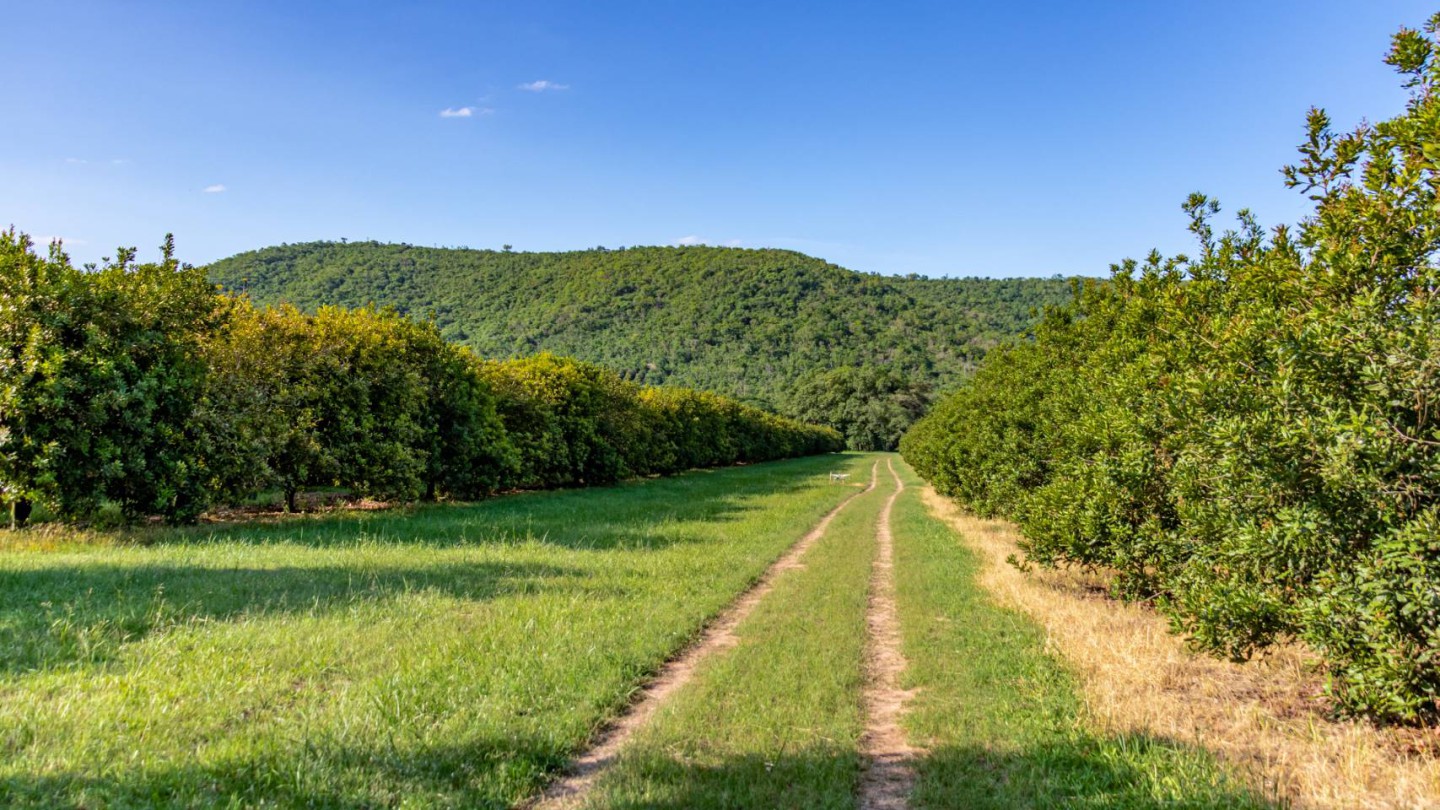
[903,15,1440,722]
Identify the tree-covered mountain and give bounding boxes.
[207,242,1073,410]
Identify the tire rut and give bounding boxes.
[859,458,918,810]
[528,460,881,810]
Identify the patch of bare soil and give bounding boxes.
[858,459,919,810]
[920,486,1440,810]
[528,462,881,810]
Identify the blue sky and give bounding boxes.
[2,1,1433,277]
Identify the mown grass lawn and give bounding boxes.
[0,453,869,809]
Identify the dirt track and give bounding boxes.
[858,458,918,810]
[530,461,880,810]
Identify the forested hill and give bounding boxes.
[208,242,1072,407]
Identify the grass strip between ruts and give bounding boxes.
[584,456,892,809]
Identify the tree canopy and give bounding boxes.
[0,232,217,525]
[786,366,931,451]
[207,243,1073,417]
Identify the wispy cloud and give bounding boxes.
[440,106,493,118]
[518,80,569,92]
[64,158,131,166]
[203,184,227,193]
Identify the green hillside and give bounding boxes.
[207,242,1072,409]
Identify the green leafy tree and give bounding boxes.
[390,320,516,500]
[197,300,332,512]
[0,232,72,527]
[477,353,647,488]
[787,365,931,451]
[0,232,217,525]
[307,306,430,501]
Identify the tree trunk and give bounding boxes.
[285,488,298,514]
[11,498,32,530]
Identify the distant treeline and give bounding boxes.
[903,18,1440,722]
[0,231,842,527]
[207,241,1075,444]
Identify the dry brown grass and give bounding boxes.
[920,486,1440,810]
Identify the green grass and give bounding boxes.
[889,460,1278,809]
[585,458,889,808]
[0,453,871,809]
[0,454,1290,808]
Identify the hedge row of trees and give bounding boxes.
[0,232,842,527]
[903,17,1440,722]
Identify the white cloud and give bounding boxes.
[518,80,569,92]
[724,239,743,247]
[440,106,480,118]
[64,157,87,165]
[203,184,227,193]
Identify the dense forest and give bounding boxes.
[207,244,1072,432]
[903,17,1440,722]
[0,231,841,528]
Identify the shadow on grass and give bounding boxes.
[0,731,1279,810]
[596,746,862,810]
[0,456,862,675]
[0,741,857,810]
[0,558,577,674]
[590,735,1277,810]
[0,736,569,810]
[163,455,848,552]
[911,738,1284,810]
